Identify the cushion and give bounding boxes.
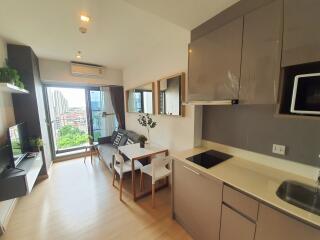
[126,138,135,145]
[110,131,118,143]
[98,144,118,170]
[113,132,124,147]
[118,135,128,146]
[126,131,140,143]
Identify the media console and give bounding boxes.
[0,152,43,201]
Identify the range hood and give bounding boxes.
[183,99,239,106]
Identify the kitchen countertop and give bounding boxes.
[172,146,320,228]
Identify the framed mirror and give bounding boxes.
[126,82,155,114]
[157,73,185,116]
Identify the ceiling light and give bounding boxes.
[80,15,90,23]
[76,51,82,59]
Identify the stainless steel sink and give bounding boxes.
[276,180,320,216]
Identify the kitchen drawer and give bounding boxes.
[223,185,259,221]
[220,204,256,240]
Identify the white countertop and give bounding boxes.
[172,145,320,228]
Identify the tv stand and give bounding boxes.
[0,152,43,201]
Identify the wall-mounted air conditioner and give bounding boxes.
[70,62,105,78]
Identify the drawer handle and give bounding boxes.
[183,166,200,175]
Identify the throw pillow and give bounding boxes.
[126,138,135,145]
[113,132,124,147]
[110,131,118,143]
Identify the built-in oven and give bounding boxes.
[290,73,320,115]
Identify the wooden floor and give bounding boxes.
[1,158,192,240]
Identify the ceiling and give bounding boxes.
[0,0,239,69]
[124,0,239,30]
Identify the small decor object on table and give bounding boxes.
[137,113,157,143]
[138,135,147,148]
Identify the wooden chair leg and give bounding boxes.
[140,172,144,191]
[152,183,155,208]
[112,170,116,187]
[120,178,123,201]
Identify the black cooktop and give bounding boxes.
[186,150,232,169]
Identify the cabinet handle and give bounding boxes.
[183,166,200,175]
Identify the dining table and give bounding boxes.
[118,143,169,201]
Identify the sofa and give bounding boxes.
[97,129,140,171]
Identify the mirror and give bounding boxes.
[126,82,154,114]
[157,73,185,116]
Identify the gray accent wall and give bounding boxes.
[202,105,320,167]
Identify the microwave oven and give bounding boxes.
[290,73,320,115]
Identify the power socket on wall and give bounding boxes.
[272,144,286,156]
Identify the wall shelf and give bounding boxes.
[0,83,29,94]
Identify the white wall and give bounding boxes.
[39,58,123,86]
[0,38,16,234]
[123,28,200,152]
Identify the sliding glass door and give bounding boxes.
[45,86,118,158]
[46,87,90,155]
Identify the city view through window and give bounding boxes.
[47,87,90,152]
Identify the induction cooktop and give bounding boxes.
[186,150,232,169]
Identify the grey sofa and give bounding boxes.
[97,129,140,171]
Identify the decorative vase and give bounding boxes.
[140,141,145,148]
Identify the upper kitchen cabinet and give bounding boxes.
[282,0,320,66]
[188,17,243,102]
[239,0,283,104]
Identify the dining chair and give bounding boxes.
[112,153,143,201]
[139,155,172,207]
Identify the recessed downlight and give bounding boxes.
[76,51,82,59]
[80,15,90,23]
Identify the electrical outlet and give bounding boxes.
[272,144,286,155]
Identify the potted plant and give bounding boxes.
[0,66,25,89]
[138,135,147,148]
[137,113,157,143]
[29,137,43,152]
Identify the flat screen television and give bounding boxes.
[8,123,28,167]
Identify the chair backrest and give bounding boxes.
[151,156,172,179]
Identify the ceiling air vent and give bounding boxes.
[70,62,105,78]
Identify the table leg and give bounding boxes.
[131,159,136,200]
[84,147,87,164]
[90,147,93,165]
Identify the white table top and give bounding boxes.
[118,143,168,160]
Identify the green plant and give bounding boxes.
[137,113,157,141]
[0,67,25,89]
[57,125,89,149]
[138,135,147,143]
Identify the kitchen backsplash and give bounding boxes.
[202,104,320,167]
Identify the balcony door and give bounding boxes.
[46,86,90,156]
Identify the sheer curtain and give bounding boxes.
[100,86,118,137]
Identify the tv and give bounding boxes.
[8,123,28,167]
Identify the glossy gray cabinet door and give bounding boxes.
[255,204,320,240]
[282,0,320,66]
[239,0,283,104]
[173,160,223,240]
[188,17,243,101]
[220,205,256,240]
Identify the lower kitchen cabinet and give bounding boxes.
[173,160,223,240]
[255,204,320,240]
[220,204,256,240]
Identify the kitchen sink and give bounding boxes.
[276,180,320,216]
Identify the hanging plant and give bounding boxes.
[0,67,25,89]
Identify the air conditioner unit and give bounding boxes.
[70,62,105,78]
